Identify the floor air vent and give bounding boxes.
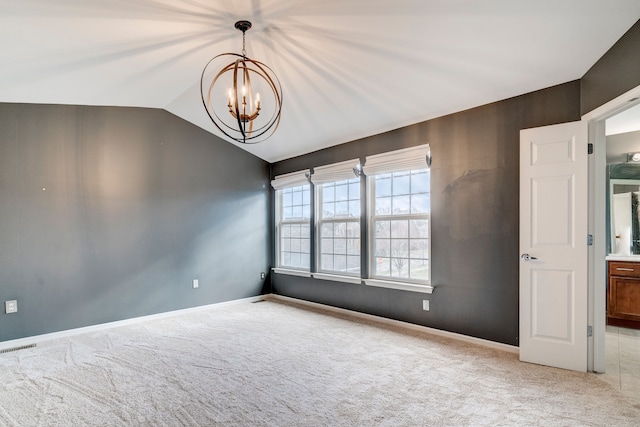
[0,343,37,354]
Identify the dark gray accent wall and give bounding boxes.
[581,19,640,115]
[271,81,581,346]
[0,103,270,342]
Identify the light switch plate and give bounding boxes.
[5,300,17,314]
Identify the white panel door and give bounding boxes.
[520,120,588,372]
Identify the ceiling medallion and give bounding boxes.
[201,20,283,144]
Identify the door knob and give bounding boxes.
[521,253,538,262]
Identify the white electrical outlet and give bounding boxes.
[5,300,17,314]
[422,300,429,311]
[192,279,199,289]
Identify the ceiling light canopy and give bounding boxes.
[201,20,283,144]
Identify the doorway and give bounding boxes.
[584,85,640,399]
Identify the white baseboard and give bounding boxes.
[1,293,518,356]
[267,294,519,354]
[0,295,265,351]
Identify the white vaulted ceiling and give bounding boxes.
[1,1,640,162]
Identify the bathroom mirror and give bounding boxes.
[610,178,640,255]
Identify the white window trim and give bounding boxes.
[364,279,434,294]
[312,272,362,285]
[273,268,312,278]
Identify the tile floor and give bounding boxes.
[601,325,640,401]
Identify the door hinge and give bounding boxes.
[587,325,593,337]
[587,234,593,246]
[588,143,593,154]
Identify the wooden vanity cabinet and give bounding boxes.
[608,261,640,328]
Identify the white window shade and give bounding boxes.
[271,169,310,190]
[310,159,360,185]
[362,144,430,176]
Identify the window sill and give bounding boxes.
[364,279,434,294]
[312,273,362,285]
[273,268,311,278]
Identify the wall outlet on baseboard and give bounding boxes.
[192,279,199,289]
[5,300,17,314]
[260,272,265,279]
[422,300,429,311]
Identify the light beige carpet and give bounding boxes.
[1,298,639,426]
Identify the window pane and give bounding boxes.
[335,201,349,216]
[348,200,360,217]
[392,172,410,195]
[349,181,360,199]
[303,205,311,219]
[346,222,360,237]
[290,252,301,268]
[301,256,310,269]
[282,238,291,252]
[411,193,430,214]
[334,255,347,272]
[292,205,302,218]
[335,183,348,201]
[322,202,334,218]
[301,224,310,238]
[282,224,291,238]
[391,257,409,277]
[391,239,408,257]
[376,197,391,215]
[347,238,360,255]
[410,239,428,259]
[390,220,408,238]
[323,185,334,202]
[347,256,360,273]
[334,238,347,254]
[283,190,293,207]
[290,238,301,252]
[283,207,293,219]
[392,195,410,214]
[375,239,390,257]
[410,259,429,280]
[303,188,311,205]
[410,219,429,238]
[291,224,301,238]
[375,176,392,197]
[321,254,333,270]
[375,257,391,277]
[292,189,302,205]
[411,171,429,193]
[321,238,334,254]
[301,238,310,254]
[375,221,390,238]
[321,222,333,238]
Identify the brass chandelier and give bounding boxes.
[201,20,283,144]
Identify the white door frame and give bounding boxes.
[582,84,640,373]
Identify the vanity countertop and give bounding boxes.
[605,254,640,262]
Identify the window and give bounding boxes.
[317,178,361,275]
[311,159,361,278]
[363,145,431,288]
[370,170,429,281]
[272,170,311,272]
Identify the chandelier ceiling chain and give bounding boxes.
[201,20,283,145]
